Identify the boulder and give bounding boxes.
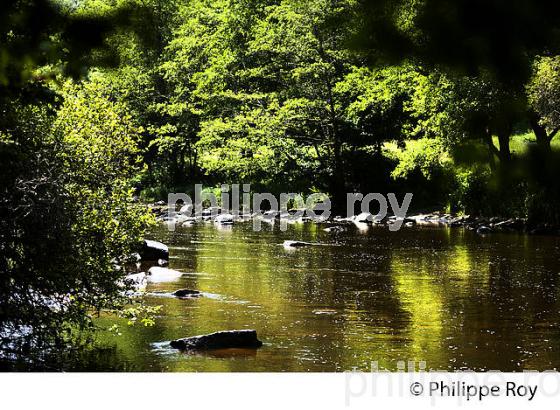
[353,220,371,231]
[355,212,373,223]
[170,330,263,350]
[140,240,169,261]
[476,226,492,235]
[126,252,141,263]
[123,272,147,291]
[494,218,525,231]
[311,214,329,223]
[173,289,201,298]
[280,211,291,219]
[288,208,307,216]
[147,266,183,283]
[201,207,221,217]
[448,216,469,227]
[323,226,345,233]
[439,214,453,224]
[407,214,426,222]
[333,216,354,223]
[215,213,234,225]
[261,210,280,220]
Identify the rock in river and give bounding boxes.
[173,289,201,298]
[355,212,373,223]
[323,226,345,233]
[283,240,313,248]
[215,213,234,225]
[123,272,147,291]
[170,330,263,350]
[140,239,169,261]
[147,266,184,283]
[476,226,492,235]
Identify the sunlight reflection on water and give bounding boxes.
[87,223,560,372]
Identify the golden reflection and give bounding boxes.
[87,224,560,372]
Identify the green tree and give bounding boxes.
[527,56,560,152]
[355,0,560,161]
[0,0,153,360]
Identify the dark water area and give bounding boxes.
[73,222,560,371]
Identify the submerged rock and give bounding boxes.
[147,266,183,283]
[173,289,201,298]
[170,330,263,350]
[140,240,169,261]
[313,309,337,315]
[476,226,492,235]
[283,240,313,248]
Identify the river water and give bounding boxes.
[88,222,560,372]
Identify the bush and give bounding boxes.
[0,79,153,358]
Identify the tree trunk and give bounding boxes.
[529,112,553,153]
[497,126,512,163]
[483,129,498,171]
[330,137,346,215]
[315,27,346,214]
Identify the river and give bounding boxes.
[84,222,560,371]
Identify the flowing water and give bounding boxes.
[86,222,560,372]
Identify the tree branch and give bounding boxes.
[548,125,560,141]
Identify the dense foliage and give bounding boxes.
[126,0,560,217]
[0,0,153,360]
